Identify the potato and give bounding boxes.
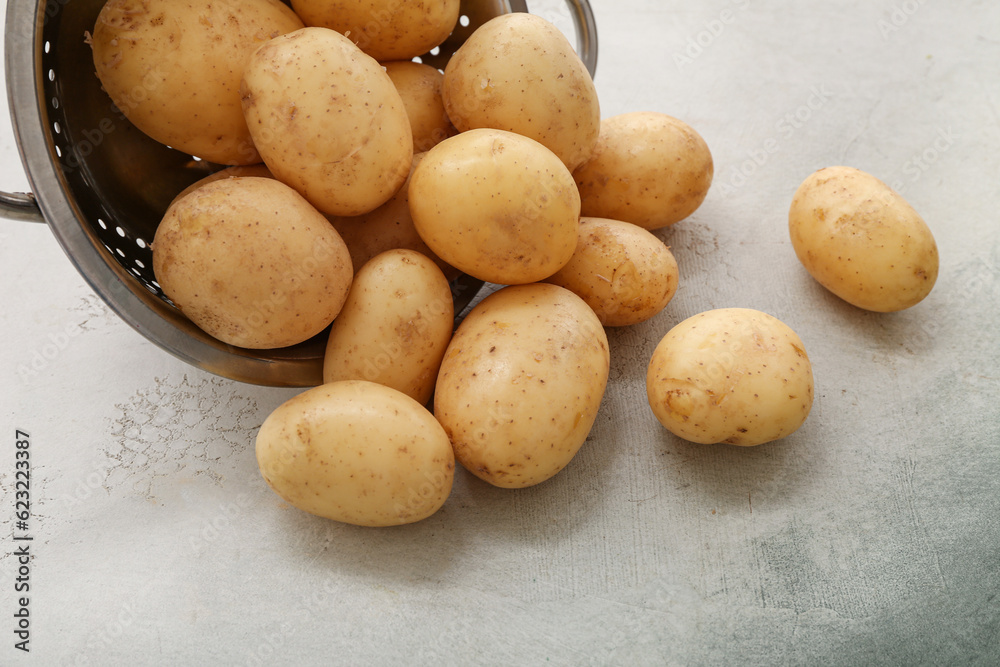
[546,217,679,327]
[170,158,458,281]
[788,166,939,312]
[646,308,814,446]
[169,164,275,210]
[256,380,454,526]
[442,13,600,172]
[152,177,353,349]
[323,250,454,405]
[383,61,457,154]
[573,112,714,230]
[327,153,459,280]
[434,283,610,488]
[290,0,460,62]
[240,27,412,216]
[91,0,303,165]
[408,129,580,285]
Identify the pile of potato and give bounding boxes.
[91,0,937,527]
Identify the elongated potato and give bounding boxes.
[256,380,454,526]
[434,283,610,488]
[240,27,412,216]
[788,166,939,312]
[383,60,457,154]
[91,0,303,165]
[323,250,454,405]
[646,308,814,446]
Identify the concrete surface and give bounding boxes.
[1,0,998,664]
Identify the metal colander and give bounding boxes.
[2,0,598,386]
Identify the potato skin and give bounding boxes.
[152,177,353,349]
[91,0,303,165]
[240,27,412,216]
[168,164,276,210]
[173,158,459,280]
[442,13,600,172]
[646,308,814,446]
[323,250,454,405]
[408,129,580,285]
[788,166,939,312]
[545,217,679,327]
[256,381,455,526]
[327,153,459,280]
[574,112,714,230]
[434,283,610,488]
[383,61,457,154]
[290,0,460,61]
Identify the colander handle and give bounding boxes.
[0,191,44,223]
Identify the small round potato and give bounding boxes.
[442,13,600,172]
[323,250,454,405]
[383,60,457,154]
[256,380,455,526]
[574,112,714,230]
[240,27,413,216]
[788,166,939,312]
[408,129,580,285]
[152,177,353,349]
[434,283,610,488]
[546,217,679,327]
[646,308,814,446]
[290,0,460,61]
[91,0,303,165]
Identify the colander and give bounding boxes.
[1,0,597,386]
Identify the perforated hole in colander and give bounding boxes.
[13,0,593,384]
[39,0,218,306]
[39,0,527,310]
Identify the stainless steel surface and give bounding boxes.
[0,188,41,221]
[0,0,599,387]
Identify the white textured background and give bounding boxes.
[2,0,999,664]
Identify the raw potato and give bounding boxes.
[152,177,353,349]
[327,153,459,280]
[256,380,455,526]
[646,308,814,446]
[546,217,679,327]
[434,283,610,488]
[91,0,303,165]
[168,164,275,210]
[443,13,600,172]
[240,27,412,216]
[173,158,459,280]
[408,128,580,285]
[290,0,460,61]
[323,250,454,405]
[788,166,939,312]
[574,112,714,230]
[383,60,457,154]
